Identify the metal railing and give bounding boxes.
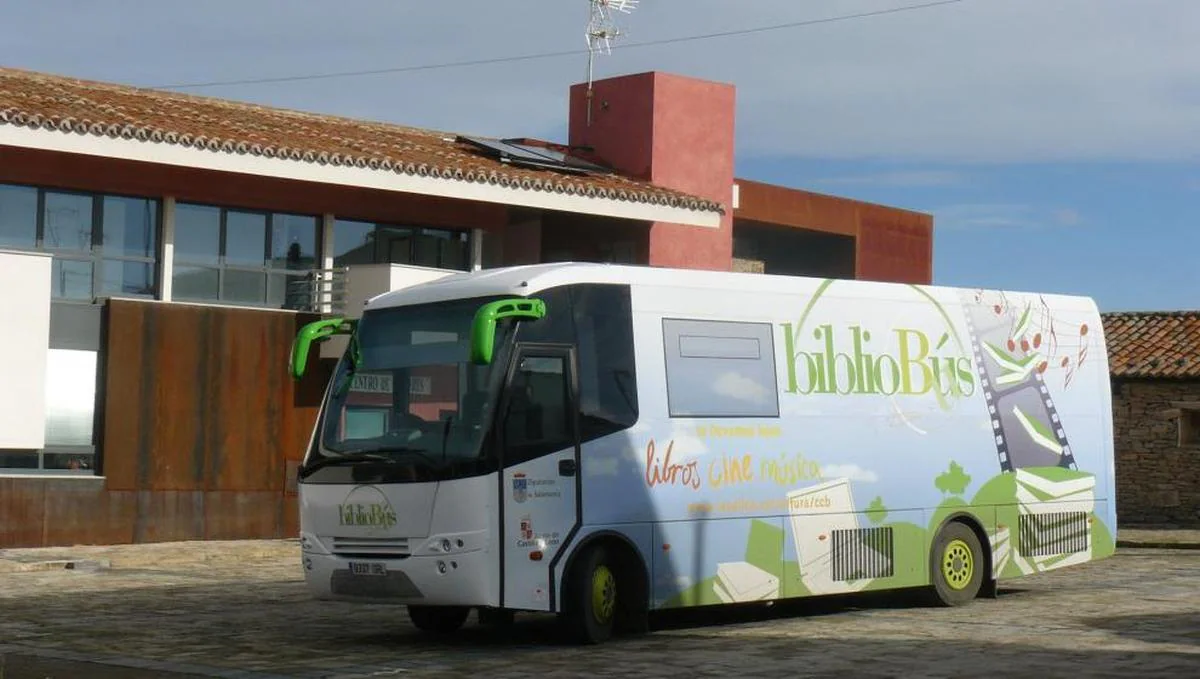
[285,267,349,315]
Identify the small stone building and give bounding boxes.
[1103,311,1200,526]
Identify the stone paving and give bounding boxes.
[0,539,1198,678]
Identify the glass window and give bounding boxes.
[51,258,94,300]
[268,271,309,310]
[0,183,38,249]
[332,219,375,267]
[42,192,94,252]
[172,265,220,301]
[102,259,155,296]
[413,231,441,268]
[662,318,780,418]
[173,203,321,308]
[43,348,97,447]
[224,210,267,267]
[102,196,157,258]
[222,269,266,305]
[573,285,639,440]
[331,219,470,271]
[503,353,573,462]
[174,203,221,265]
[271,214,318,270]
[0,186,160,302]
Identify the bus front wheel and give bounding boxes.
[562,544,617,644]
[929,521,985,606]
[408,604,470,635]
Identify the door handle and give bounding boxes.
[558,459,577,477]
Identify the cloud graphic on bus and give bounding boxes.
[819,464,879,483]
[712,371,772,404]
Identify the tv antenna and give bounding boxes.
[585,0,639,126]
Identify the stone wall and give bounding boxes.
[1112,379,1200,526]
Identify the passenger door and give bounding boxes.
[499,344,581,611]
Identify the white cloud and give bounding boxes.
[933,203,1084,230]
[712,371,770,404]
[813,170,966,187]
[1052,209,1082,227]
[820,464,879,483]
[4,0,1198,164]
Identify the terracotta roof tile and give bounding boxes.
[0,67,723,214]
[1102,311,1200,379]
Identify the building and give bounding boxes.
[0,66,932,548]
[1103,311,1200,526]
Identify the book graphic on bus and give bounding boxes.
[711,561,781,603]
[786,478,892,595]
[1009,468,1096,574]
[990,524,1012,578]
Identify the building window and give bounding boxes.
[172,203,318,309]
[1180,408,1200,447]
[661,318,780,419]
[332,219,470,271]
[0,183,159,301]
[0,348,98,473]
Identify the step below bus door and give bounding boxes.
[498,344,582,612]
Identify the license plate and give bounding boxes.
[349,561,388,577]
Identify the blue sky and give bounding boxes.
[3,0,1197,312]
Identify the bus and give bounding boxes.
[288,262,1117,645]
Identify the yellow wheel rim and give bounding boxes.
[591,564,616,625]
[942,538,974,590]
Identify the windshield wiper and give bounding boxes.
[299,446,438,479]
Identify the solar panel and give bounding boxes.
[457,136,609,175]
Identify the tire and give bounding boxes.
[929,521,985,606]
[408,605,470,634]
[561,545,618,645]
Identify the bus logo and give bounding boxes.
[512,474,528,503]
[337,486,397,528]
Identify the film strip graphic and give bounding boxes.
[958,292,1078,474]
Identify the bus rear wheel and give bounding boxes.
[929,521,985,606]
[563,544,618,645]
[408,604,470,635]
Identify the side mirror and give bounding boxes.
[469,298,546,365]
[290,317,356,380]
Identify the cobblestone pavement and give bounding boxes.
[1,542,1198,678]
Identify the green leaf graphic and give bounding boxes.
[935,461,972,496]
[866,496,889,524]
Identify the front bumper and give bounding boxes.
[300,536,492,606]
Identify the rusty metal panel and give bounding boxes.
[132,491,205,543]
[0,478,46,548]
[94,299,332,542]
[146,305,208,491]
[100,300,147,491]
[734,179,864,237]
[281,494,300,539]
[203,491,284,541]
[40,482,135,547]
[855,208,933,285]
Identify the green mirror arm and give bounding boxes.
[290,317,357,380]
[469,297,546,364]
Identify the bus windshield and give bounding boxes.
[310,296,512,480]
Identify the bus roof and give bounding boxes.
[361,262,1097,313]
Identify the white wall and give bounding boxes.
[0,250,52,449]
[319,263,457,359]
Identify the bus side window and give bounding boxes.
[503,355,572,463]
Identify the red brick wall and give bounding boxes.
[1111,379,1200,526]
[568,72,735,271]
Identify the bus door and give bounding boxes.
[498,344,581,612]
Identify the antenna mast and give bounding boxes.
[586,0,638,126]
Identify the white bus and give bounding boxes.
[289,262,1117,644]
